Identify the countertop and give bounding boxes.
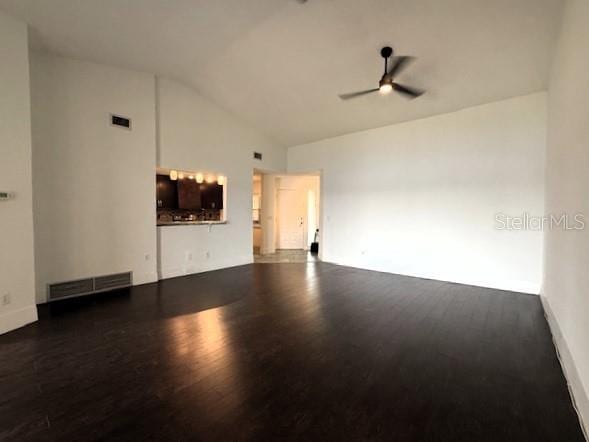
[157,220,228,227]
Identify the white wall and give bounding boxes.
[543,0,589,430]
[156,78,285,278]
[289,93,546,293]
[30,53,158,302]
[0,11,38,333]
[28,55,284,295]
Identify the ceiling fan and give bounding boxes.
[339,46,424,100]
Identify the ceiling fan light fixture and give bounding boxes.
[338,46,424,100]
[379,83,393,94]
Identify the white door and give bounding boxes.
[277,189,306,249]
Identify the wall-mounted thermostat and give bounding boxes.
[110,114,131,130]
[0,192,12,201]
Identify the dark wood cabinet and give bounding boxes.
[200,183,224,210]
[156,175,178,209]
[157,175,223,212]
[178,178,201,210]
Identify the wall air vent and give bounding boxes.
[47,271,133,302]
[254,152,262,160]
[110,114,131,129]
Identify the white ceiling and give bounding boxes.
[1,0,564,146]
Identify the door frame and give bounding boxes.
[252,168,323,261]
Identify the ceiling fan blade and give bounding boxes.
[392,83,424,99]
[338,88,380,100]
[386,56,415,79]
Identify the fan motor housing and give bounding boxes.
[380,46,393,58]
[379,77,393,88]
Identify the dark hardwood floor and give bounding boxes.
[0,263,584,441]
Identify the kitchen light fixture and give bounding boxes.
[196,173,204,184]
[206,175,215,183]
[169,170,178,180]
[188,175,194,180]
[217,176,225,186]
[178,172,185,179]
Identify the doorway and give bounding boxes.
[252,173,262,255]
[253,172,321,263]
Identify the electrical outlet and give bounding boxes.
[144,254,150,261]
[185,252,193,261]
[2,293,11,306]
[205,251,210,259]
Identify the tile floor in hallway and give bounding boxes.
[254,249,318,263]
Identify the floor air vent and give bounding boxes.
[47,272,133,302]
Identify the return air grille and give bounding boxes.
[110,114,131,129]
[95,272,132,291]
[48,278,94,300]
[47,272,133,302]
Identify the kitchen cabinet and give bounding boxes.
[200,183,224,210]
[156,175,223,211]
[156,175,179,209]
[178,178,201,210]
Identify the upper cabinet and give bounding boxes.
[200,183,223,210]
[156,174,223,211]
[156,174,178,209]
[178,178,201,210]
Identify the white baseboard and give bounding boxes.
[324,257,540,294]
[133,271,159,286]
[0,305,38,335]
[541,296,589,440]
[158,255,253,280]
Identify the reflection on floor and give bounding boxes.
[254,249,318,263]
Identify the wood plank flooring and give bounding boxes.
[0,262,584,441]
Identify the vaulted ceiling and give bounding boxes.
[0,0,564,146]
